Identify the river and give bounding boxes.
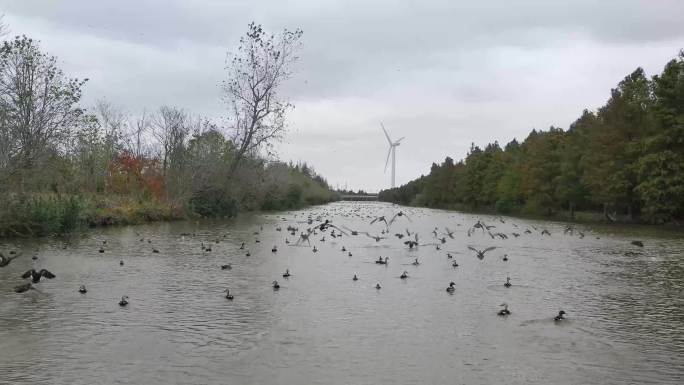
[1,202,683,384]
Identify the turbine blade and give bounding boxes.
[384,146,392,172]
[395,137,405,144]
[380,122,392,144]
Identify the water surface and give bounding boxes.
[1,202,683,384]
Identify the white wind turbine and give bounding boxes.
[381,122,404,188]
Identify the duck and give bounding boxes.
[375,256,389,265]
[341,246,346,252]
[0,252,22,267]
[312,246,318,253]
[400,271,409,279]
[631,240,644,247]
[447,253,453,259]
[272,281,280,290]
[152,248,160,253]
[452,260,459,267]
[283,269,291,278]
[353,274,359,281]
[14,282,35,293]
[375,283,381,290]
[285,238,290,244]
[504,276,511,288]
[119,296,129,307]
[497,303,511,316]
[246,251,251,257]
[272,246,278,253]
[446,282,456,293]
[554,310,566,321]
[120,260,124,266]
[502,254,508,262]
[21,269,56,283]
[78,285,87,294]
[412,258,420,266]
[221,264,232,270]
[348,252,353,257]
[224,289,234,300]
[239,242,245,250]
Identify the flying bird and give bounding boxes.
[467,246,497,260]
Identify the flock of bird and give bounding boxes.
[2,202,647,323]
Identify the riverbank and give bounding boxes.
[0,190,338,238]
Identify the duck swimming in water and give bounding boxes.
[554,310,566,321]
[79,285,87,294]
[283,269,291,278]
[375,256,389,265]
[221,264,232,270]
[119,296,129,306]
[400,271,409,279]
[0,252,22,267]
[452,260,459,267]
[375,283,381,290]
[120,260,124,266]
[246,251,251,257]
[272,246,278,253]
[502,254,508,262]
[353,274,359,281]
[412,258,420,266]
[272,281,280,290]
[504,277,511,287]
[312,246,318,253]
[224,289,234,300]
[14,282,36,293]
[446,282,456,293]
[348,252,353,257]
[21,269,56,283]
[497,303,511,316]
[341,246,346,252]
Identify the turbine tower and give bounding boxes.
[381,122,404,188]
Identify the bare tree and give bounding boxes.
[222,22,303,173]
[0,35,86,189]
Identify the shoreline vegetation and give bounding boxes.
[0,24,338,238]
[379,51,684,227]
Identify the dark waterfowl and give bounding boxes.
[353,274,359,281]
[0,252,22,267]
[239,242,245,250]
[79,285,87,294]
[497,303,511,316]
[21,269,56,283]
[504,277,511,287]
[119,296,129,306]
[446,282,456,293]
[375,256,389,265]
[452,260,459,267]
[14,282,35,293]
[272,281,280,290]
[348,252,353,257]
[631,240,644,247]
[283,269,291,278]
[120,260,124,266]
[554,310,566,321]
[502,254,508,262]
[99,247,105,253]
[400,271,408,279]
[375,283,381,290]
[312,246,318,253]
[272,246,278,253]
[152,248,160,253]
[224,289,234,300]
[467,246,496,260]
[221,264,232,270]
[412,258,420,266]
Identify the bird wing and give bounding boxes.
[40,269,56,279]
[387,213,399,226]
[467,246,479,253]
[370,217,379,225]
[21,269,34,279]
[482,247,497,254]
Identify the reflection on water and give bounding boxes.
[1,202,683,384]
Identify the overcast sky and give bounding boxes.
[2,0,684,192]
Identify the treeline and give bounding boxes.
[0,29,336,237]
[380,51,684,224]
